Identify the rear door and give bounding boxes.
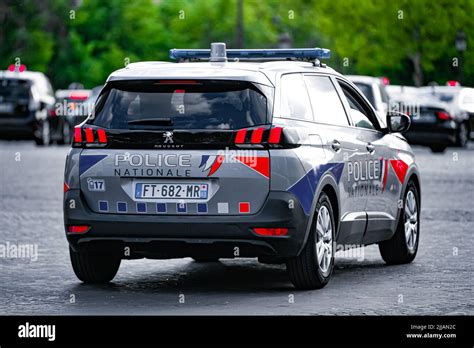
[75,79,273,216]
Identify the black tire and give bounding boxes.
[34,119,51,146]
[57,120,72,145]
[455,122,469,147]
[192,256,220,263]
[379,180,420,264]
[286,192,335,290]
[69,247,121,283]
[430,145,447,153]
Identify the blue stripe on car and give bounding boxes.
[80,155,108,176]
[288,162,344,215]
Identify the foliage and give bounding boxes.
[0,0,472,89]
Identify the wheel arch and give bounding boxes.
[296,172,340,256]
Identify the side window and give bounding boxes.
[280,74,313,121]
[304,75,349,126]
[339,83,376,130]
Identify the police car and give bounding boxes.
[64,43,421,289]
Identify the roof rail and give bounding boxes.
[170,42,331,65]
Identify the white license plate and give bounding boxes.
[135,183,208,199]
[0,103,14,114]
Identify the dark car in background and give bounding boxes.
[53,87,91,144]
[387,85,472,153]
[0,69,55,145]
[417,86,472,148]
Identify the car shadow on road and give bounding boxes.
[66,257,399,296]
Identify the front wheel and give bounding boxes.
[378,180,420,264]
[286,192,335,290]
[69,247,121,283]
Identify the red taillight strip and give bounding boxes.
[268,127,282,144]
[63,182,69,193]
[235,129,247,144]
[97,128,107,143]
[250,127,264,144]
[74,127,82,143]
[85,128,94,143]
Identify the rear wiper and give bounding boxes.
[128,118,174,126]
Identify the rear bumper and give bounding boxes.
[0,113,38,138]
[64,190,310,258]
[404,122,457,146]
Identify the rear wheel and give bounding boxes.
[69,247,121,283]
[192,256,220,263]
[430,145,447,153]
[379,180,420,264]
[286,192,335,290]
[34,119,51,146]
[57,120,72,145]
[455,122,469,147]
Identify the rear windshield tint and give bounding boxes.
[89,80,270,130]
[0,79,30,101]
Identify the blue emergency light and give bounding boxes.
[170,42,331,62]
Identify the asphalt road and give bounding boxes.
[0,141,473,315]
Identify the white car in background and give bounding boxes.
[347,75,390,126]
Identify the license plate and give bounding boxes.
[0,103,14,114]
[135,183,208,199]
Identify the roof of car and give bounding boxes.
[0,70,48,82]
[107,60,341,86]
[346,75,382,85]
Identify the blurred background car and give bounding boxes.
[53,84,91,144]
[347,75,390,127]
[0,66,55,145]
[417,85,472,147]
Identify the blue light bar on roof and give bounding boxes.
[169,47,331,61]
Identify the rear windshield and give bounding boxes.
[0,78,31,102]
[89,80,270,130]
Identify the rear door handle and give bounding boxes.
[366,143,375,153]
[331,140,341,152]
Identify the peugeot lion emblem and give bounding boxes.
[163,131,174,144]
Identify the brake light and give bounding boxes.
[250,127,264,143]
[68,225,90,233]
[268,127,283,144]
[253,228,288,236]
[73,126,108,147]
[234,126,284,146]
[437,111,451,121]
[74,127,82,142]
[97,128,107,143]
[69,93,89,101]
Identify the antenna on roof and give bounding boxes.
[169,43,331,65]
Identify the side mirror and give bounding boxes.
[386,111,411,133]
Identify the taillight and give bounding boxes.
[437,111,451,121]
[234,126,286,147]
[253,227,288,236]
[68,225,90,233]
[63,182,69,193]
[73,126,107,147]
